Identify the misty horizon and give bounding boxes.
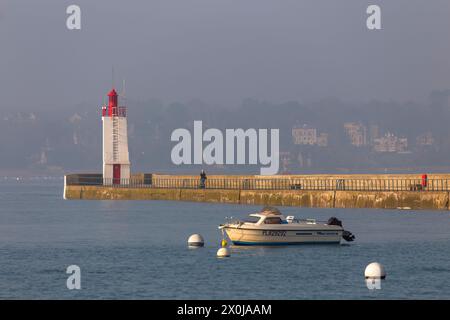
[1,88,450,176]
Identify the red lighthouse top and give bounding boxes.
[108,88,118,98]
[102,88,126,117]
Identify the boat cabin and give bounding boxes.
[245,212,287,225]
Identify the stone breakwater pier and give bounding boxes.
[63,173,450,210]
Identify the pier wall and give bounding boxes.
[64,184,450,210]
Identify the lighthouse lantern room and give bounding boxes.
[102,88,130,184]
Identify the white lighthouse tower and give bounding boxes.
[102,88,131,184]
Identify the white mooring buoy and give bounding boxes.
[217,247,231,258]
[365,262,386,280]
[187,234,204,247]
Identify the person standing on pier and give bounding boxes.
[199,170,207,189]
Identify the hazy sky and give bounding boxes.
[0,0,449,110]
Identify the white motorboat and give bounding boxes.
[219,207,355,245]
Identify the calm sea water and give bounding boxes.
[0,179,450,299]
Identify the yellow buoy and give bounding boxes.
[221,239,228,248]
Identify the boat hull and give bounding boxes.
[223,226,343,245]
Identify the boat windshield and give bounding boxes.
[245,216,261,224]
[264,217,283,224]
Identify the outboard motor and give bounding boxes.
[327,217,355,242]
[342,230,355,242]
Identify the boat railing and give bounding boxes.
[289,218,329,224]
[224,217,244,225]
